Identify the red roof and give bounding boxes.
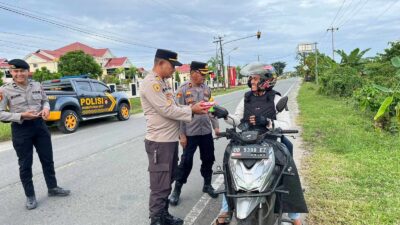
[176,64,190,73]
[33,52,53,61]
[0,58,9,68]
[55,42,109,57]
[105,57,127,68]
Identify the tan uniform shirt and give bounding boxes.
[176,81,219,136]
[0,80,50,123]
[140,71,192,142]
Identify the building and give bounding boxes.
[24,42,132,77]
[175,64,191,82]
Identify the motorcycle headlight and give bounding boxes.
[229,148,275,192]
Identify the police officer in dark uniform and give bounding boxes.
[140,51,208,225]
[0,59,70,210]
[169,61,219,206]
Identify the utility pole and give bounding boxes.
[315,48,318,84]
[213,36,226,89]
[327,27,339,61]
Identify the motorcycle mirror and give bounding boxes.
[276,96,288,113]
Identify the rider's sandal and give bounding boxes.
[213,212,231,225]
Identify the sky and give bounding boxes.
[0,0,399,71]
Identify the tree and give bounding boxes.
[379,41,400,62]
[125,66,138,80]
[271,61,287,76]
[174,71,181,83]
[0,71,4,86]
[335,48,370,69]
[32,67,61,82]
[58,50,103,78]
[236,65,242,79]
[296,52,336,81]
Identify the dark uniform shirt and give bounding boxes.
[0,81,50,123]
[175,81,219,136]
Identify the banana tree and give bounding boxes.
[335,48,370,70]
[374,56,400,126]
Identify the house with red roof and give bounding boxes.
[24,42,132,77]
[175,64,191,82]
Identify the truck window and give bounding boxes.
[76,81,92,92]
[43,82,74,92]
[93,82,110,93]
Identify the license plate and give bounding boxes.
[231,146,269,159]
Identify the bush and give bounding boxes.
[319,66,363,97]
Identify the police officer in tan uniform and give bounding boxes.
[169,61,219,206]
[140,50,208,225]
[0,59,70,210]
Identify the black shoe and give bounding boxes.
[150,216,164,225]
[163,211,183,225]
[26,196,37,210]
[203,184,218,198]
[169,182,183,206]
[48,186,71,197]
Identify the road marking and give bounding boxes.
[184,174,224,225]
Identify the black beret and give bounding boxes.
[190,61,210,75]
[155,49,182,66]
[8,59,30,70]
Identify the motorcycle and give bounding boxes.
[212,96,299,225]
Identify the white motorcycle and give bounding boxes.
[213,96,299,225]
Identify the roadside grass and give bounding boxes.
[298,83,400,225]
[0,123,11,142]
[129,85,247,115]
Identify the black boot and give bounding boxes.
[203,177,218,198]
[26,195,37,210]
[169,181,183,206]
[48,186,71,197]
[164,203,184,225]
[150,215,164,225]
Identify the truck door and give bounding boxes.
[75,80,99,116]
[91,81,117,114]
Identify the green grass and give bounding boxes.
[298,83,400,225]
[0,123,11,141]
[129,85,247,115]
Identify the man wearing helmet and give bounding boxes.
[213,62,307,225]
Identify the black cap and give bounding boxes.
[155,49,182,66]
[190,61,210,75]
[8,59,30,70]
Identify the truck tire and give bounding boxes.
[117,103,130,121]
[58,110,80,133]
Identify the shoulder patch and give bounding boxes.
[152,83,161,92]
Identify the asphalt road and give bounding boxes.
[0,78,300,225]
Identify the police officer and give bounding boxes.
[140,50,208,225]
[169,61,219,206]
[0,59,70,210]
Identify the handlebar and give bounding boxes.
[280,129,299,134]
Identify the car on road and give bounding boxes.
[43,77,131,133]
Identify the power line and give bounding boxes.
[337,0,371,27]
[330,0,347,27]
[0,2,215,55]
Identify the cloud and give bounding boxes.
[0,0,398,70]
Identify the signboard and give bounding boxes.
[298,43,315,53]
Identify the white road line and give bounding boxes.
[184,174,225,225]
